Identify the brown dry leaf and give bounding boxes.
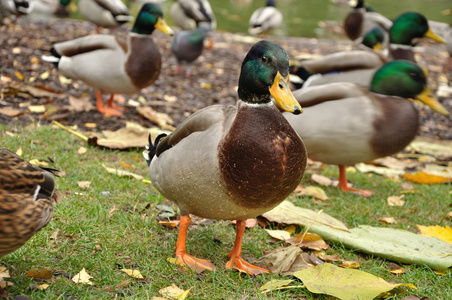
[109,206,117,218]
[0,266,10,280]
[387,195,405,207]
[265,229,291,241]
[68,96,94,112]
[77,147,87,154]
[0,107,21,117]
[72,268,93,285]
[137,106,174,130]
[121,269,144,279]
[159,284,192,299]
[253,245,312,275]
[340,260,360,269]
[317,253,340,262]
[26,269,53,279]
[387,263,407,275]
[311,174,332,186]
[417,225,452,244]
[402,172,451,184]
[159,220,180,227]
[295,186,328,201]
[378,217,396,224]
[287,232,329,250]
[445,212,452,221]
[77,181,91,188]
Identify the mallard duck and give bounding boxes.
[293,12,445,89]
[30,0,73,17]
[344,0,392,42]
[1,0,32,16]
[248,0,282,35]
[360,27,385,51]
[143,41,306,275]
[170,0,216,31]
[283,60,449,197]
[42,3,173,116]
[171,24,210,77]
[0,148,58,257]
[78,0,133,32]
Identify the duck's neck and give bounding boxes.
[388,43,416,62]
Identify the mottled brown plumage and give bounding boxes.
[0,148,57,257]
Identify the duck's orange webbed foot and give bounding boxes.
[337,165,373,198]
[106,94,127,111]
[225,255,270,275]
[174,253,216,273]
[96,91,123,116]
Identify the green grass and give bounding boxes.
[0,124,451,299]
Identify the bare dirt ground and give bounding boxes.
[1,17,451,139]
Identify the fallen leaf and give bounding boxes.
[387,263,407,275]
[159,284,192,299]
[39,71,50,80]
[14,70,24,80]
[29,159,48,167]
[317,253,340,262]
[72,268,93,285]
[387,195,405,207]
[402,172,451,184]
[378,217,396,224]
[121,269,144,279]
[77,147,87,154]
[136,106,174,130]
[0,266,10,280]
[417,225,452,244]
[286,232,329,250]
[84,123,96,128]
[119,161,133,169]
[310,174,332,186]
[265,229,291,241]
[159,220,180,227]
[26,269,53,279]
[77,181,91,188]
[28,105,46,113]
[102,164,143,180]
[407,137,452,160]
[0,107,21,117]
[253,245,314,275]
[445,212,452,221]
[294,186,328,200]
[355,163,404,178]
[68,96,94,112]
[340,260,360,269]
[49,228,59,240]
[15,147,22,156]
[109,206,116,218]
[39,284,49,290]
[294,263,416,300]
[259,279,300,293]
[59,75,72,84]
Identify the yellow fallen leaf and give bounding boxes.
[311,174,332,186]
[378,217,396,224]
[120,161,133,169]
[259,279,297,293]
[39,71,50,80]
[159,284,192,299]
[121,269,144,279]
[159,220,180,227]
[402,172,451,184]
[12,47,21,54]
[417,225,452,244]
[109,205,116,218]
[29,159,48,167]
[265,229,291,241]
[77,181,91,188]
[102,164,143,180]
[0,107,21,117]
[0,266,10,280]
[84,123,97,128]
[59,75,72,84]
[72,268,94,285]
[295,186,328,201]
[387,195,405,207]
[14,70,24,80]
[15,147,22,157]
[200,82,211,89]
[28,105,46,113]
[39,283,50,290]
[287,232,329,250]
[340,260,360,269]
[387,263,407,275]
[77,147,87,154]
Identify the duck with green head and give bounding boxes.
[78,0,133,32]
[42,3,173,116]
[144,41,306,275]
[283,60,449,197]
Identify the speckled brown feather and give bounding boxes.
[0,148,57,257]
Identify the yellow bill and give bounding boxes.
[424,28,445,44]
[415,86,449,116]
[155,18,174,36]
[372,42,383,52]
[270,72,302,115]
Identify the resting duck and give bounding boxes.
[42,3,173,116]
[171,24,210,77]
[78,0,133,32]
[293,12,445,89]
[143,41,306,275]
[0,149,58,257]
[248,0,282,35]
[283,60,449,197]
[360,27,385,51]
[344,0,392,42]
[30,0,73,17]
[1,0,32,17]
[170,0,216,31]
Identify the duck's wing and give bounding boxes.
[179,0,214,23]
[293,82,367,107]
[92,0,129,15]
[156,105,236,156]
[53,34,127,57]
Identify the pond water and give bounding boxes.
[157,0,451,39]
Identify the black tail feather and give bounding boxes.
[144,133,167,166]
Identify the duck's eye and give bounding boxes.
[261,55,268,63]
[409,72,419,79]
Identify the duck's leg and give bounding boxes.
[226,220,270,275]
[96,91,122,116]
[337,165,373,197]
[174,215,216,273]
[105,94,127,111]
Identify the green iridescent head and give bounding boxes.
[132,3,173,36]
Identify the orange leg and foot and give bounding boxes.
[106,94,127,111]
[96,91,123,116]
[337,165,373,197]
[226,220,270,275]
[174,215,216,273]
